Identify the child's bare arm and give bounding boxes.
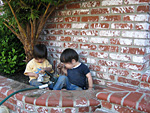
[86,72,93,90]
[40,67,52,73]
[25,72,39,78]
[57,63,67,75]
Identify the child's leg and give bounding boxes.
[53,75,82,90]
[29,79,43,87]
[53,75,68,90]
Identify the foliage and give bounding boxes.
[0,17,26,74]
[0,0,74,62]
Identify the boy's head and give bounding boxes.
[60,48,79,69]
[33,44,47,63]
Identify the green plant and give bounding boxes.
[1,0,74,62]
[0,17,26,74]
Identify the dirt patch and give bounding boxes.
[0,71,29,85]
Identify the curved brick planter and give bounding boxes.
[0,76,101,113]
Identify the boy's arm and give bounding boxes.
[24,72,39,78]
[40,67,52,73]
[86,72,93,90]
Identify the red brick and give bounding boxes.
[80,44,97,50]
[108,68,129,76]
[121,47,145,55]
[72,23,89,29]
[112,6,134,13]
[123,92,143,109]
[66,3,80,9]
[93,79,106,85]
[102,0,123,6]
[50,30,63,35]
[48,17,63,23]
[51,108,62,113]
[78,50,88,56]
[96,92,111,101]
[59,36,71,41]
[120,62,144,71]
[62,91,73,107]
[90,37,109,44]
[15,93,24,101]
[64,30,80,35]
[131,72,141,80]
[101,100,112,109]
[101,15,121,21]
[124,0,149,4]
[8,97,17,105]
[64,108,76,113]
[25,97,35,104]
[81,16,99,22]
[39,41,49,46]
[137,5,149,12]
[72,9,89,15]
[123,15,149,21]
[37,107,49,113]
[48,91,60,107]
[111,23,133,29]
[99,45,119,52]
[65,17,80,22]
[91,23,109,29]
[98,60,118,67]
[107,82,137,91]
[89,98,100,106]
[140,82,150,89]
[138,94,150,112]
[81,30,98,36]
[78,107,89,112]
[110,38,132,45]
[89,52,108,59]
[45,24,56,29]
[117,76,140,86]
[100,30,120,37]
[3,102,16,111]
[73,36,88,43]
[46,36,56,40]
[114,105,141,113]
[109,53,131,61]
[35,92,49,106]
[25,104,35,112]
[110,92,129,105]
[57,24,71,29]
[57,10,71,16]
[75,97,88,107]
[89,65,107,72]
[91,8,110,14]
[64,43,78,48]
[135,23,149,30]
[82,1,100,8]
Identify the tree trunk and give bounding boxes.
[24,42,35,62]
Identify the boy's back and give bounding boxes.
[67,63,90,89]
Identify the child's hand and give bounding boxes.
[57,63,64,69]
[39,67,45,73]
[34,73,39,79]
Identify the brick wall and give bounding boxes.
[39,0,150,89]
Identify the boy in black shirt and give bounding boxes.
[53,48,93,90]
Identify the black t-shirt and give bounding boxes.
[67,63,90,89]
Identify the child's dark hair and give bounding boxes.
[60,48,79,63]
[33,44,47,59]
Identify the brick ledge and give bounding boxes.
[0,76,101,112]
[96,82,150,113]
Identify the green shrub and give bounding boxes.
[0,16,26,74]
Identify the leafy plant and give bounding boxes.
[1,0,74,62]
[0,17,26,74]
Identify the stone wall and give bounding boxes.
[39,0,150,89]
